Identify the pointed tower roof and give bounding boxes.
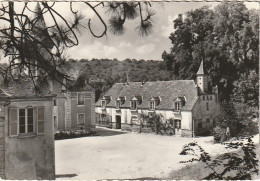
[33,2,47,30]
[31,2,54,49]
[197,60,205,75]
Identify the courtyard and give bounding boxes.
[55,127,258,180]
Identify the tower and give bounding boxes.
[196,60,208,92]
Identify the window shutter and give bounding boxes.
[9,108,18,136]
[37,107,45,134]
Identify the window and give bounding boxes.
[54,99,57,106]
[203,96,205,101]
[131,101,137,109]
[174,102,180,111]
[210,96,212,100]
[77,113,85,126]
[116,100,121,109]
[9,107,45,136]
[206,118,210,123]
[206,102,209,111]
[77,93,85,105]
[19,108,34,134]
[198,119,203,128]
[101,100,106,108]
[150,101,155,110]
[37,107,44,134]
[175,120,181,129]
[54,116,58,129]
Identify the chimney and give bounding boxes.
[61,78,66,92]
[126,72,129,85]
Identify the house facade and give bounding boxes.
[0,78,55,179]
[95,61,220,137]
[51,80,96,131]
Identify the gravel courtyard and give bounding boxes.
[55,127,259,180]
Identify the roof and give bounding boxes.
[51,79,93,97]
[95,80,198,111]
[197,60,204,75]
[0,78,55,99]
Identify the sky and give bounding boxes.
[64,1,259,61]
[0,1,259,62]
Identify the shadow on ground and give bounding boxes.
[95,127,128,137]
[55,174,77,178]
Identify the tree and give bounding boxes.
[0,2,156,88]
[162,2,259,102]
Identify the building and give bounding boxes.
[95,61,220,137]
[0,78,55,179]
[51,80,96,131]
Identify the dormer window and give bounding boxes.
[115,97,126,109]
[150,101,155,110]
[116,100,121,109]
[130,95,142,110]
[173,96,185,111]
[101,100,106,108]
[101,96,111,108]
[131,101,137,110]
[175,102,180,111]
[149,96,161,110]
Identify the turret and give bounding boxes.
[196,60,208,92]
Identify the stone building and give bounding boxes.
[0,78,55,179]
[95,61,221,137]
[51,80,96,131]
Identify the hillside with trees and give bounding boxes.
[64,58,173,101]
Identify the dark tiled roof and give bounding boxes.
[0,78,54,98]
[96,80,199,111]
[51,79,93,97]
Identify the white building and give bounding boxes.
[95,61,220,137]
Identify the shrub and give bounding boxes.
[180,136,258,180]
[55,129,97,140]
[139,113,175,135]
[213,126,228,143]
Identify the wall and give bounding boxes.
[4,98,55,180]
[0,102,5,179]
[95,106,193,136]
[70,91,95,130]
[57,97,66,130]
[192,94,220,135]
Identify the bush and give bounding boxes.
[139,113,175,135]
[213,126,227,143]
[180,136,258,180]
[55,129,98,140]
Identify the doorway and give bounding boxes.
[116,115,121,129]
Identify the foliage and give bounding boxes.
[212,126,225,143]
[162,2,259,103]
[0,2,156,88]
[139,113,175,135]
[180,136,258,179]
[55,129,97,140]
[65,58,172,101]
[215,100,258,138]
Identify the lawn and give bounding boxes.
[55,127,259,180]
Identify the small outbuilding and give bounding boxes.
[0,78,55,179]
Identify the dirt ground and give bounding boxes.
[55,127,259,180]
